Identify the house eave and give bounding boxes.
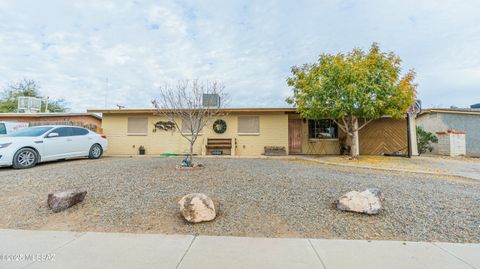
[419,108,480,116]
[87,108,298,114]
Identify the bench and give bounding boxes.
[206,138,233,155]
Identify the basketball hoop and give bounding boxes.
[407,100,422,118]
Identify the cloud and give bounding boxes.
[0,0,479,112]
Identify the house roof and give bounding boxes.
[0,112,102,120]
[87,108,407,120]
[419,108,480,116]
[87,108,298,114]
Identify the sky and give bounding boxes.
[0,0,479,112]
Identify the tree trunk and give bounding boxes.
[189,143,194,167]
[350,117,360,159]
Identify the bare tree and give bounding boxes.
[152,80,227,166]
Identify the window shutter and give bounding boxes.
[238,116,259,134]
[128,117,148,135]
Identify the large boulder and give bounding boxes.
[48,190,87,213]
[335,188,383,215]
[178,193,216,223]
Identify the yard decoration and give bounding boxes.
[213,119,227,134]
[152,121,176,132]
[181,155,191,167]
[178,193,216,223]
[175,156,205,170]
[152,80,228,167]
[334,188,383,215]
[47,190,87,213]
[287,43,417,159]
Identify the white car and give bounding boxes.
[0,125,108,169]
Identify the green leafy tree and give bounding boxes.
[0,79,68,112]
[287,43,417,159]
[416,126,438,154]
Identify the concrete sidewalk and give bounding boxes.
[0,229,478,269]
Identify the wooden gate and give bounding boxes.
[359,118,407,155]
[288,119,302,154]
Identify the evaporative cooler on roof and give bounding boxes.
[17,96,42,113]
[202,94,220,108]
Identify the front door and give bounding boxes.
[288,119,302,154]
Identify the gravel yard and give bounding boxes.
[0,157,479,243]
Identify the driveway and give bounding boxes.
[0,157,479,243]
[420,156,480,180]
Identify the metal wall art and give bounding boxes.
[153,121,176,132]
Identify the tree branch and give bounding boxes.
[333,119,348,134]
[357,118,374,131]
[152,80,228,164]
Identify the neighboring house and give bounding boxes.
[0,113,102,133]
[88,108,410,156]
[417,108,480,157]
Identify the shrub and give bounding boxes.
[416,126,438,154]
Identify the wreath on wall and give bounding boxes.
[213,119,227,134]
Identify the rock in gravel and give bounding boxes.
[178,193,216,223]
[335,188,383,215]
[48,190,87,213]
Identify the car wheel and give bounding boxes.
[12,148,38,169]
[89,144,103,159]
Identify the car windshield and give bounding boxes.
[7,127,53,137]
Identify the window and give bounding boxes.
[54,127,73,137]
[308,119,338,139]
[238,116,259,134]
[0,123,6,135]
[9,127,53,137]
[128,117,148,135]
[72,127,89,136]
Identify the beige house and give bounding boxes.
[88,108,409,156]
